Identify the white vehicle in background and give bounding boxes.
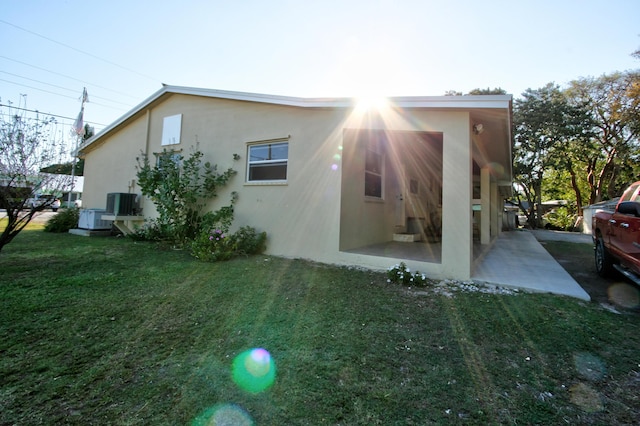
[26,194,61,212]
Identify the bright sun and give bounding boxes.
[355,95,389,111]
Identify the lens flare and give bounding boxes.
[331,164,339,171]
[490,162,505,176]
[191,403,254,426]
[608,282,640,309]
[573,352,606,381]
[569,383,604,413]
[232,348,276,394]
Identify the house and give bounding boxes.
[78,86,513,281]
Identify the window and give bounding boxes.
[162,114,182,146]
[247,142,288,182]
[155,151,182,170]
[622,184,640,202]
[365,148,383,198]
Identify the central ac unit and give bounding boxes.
[106,193,138,216]
[78,209,112,230]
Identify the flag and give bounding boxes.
[73,107,85,136]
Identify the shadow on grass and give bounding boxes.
[1,230,639,424]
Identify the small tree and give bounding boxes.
[135,146,238,245]
[0,100,73,253]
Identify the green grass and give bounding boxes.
[1,230,639,425]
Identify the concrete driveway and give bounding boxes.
[529,229,593,244]
[472,229,591,301]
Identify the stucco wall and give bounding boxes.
[83,94,348,260]
[82,94,476,279]
[82,114,148,209]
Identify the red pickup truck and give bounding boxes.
[593,181,640,285]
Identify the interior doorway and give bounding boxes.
[392,131,443,243]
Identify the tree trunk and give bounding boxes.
[568,164,583,215]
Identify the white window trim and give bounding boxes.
[246,137,290,184]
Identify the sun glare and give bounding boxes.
[355,95,389,112]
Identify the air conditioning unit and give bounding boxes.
[106,193,138,216]
[78,209,112,230]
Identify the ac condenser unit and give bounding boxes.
[106,193,138,216]
[78,209,112,230]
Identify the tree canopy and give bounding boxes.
[513,69,640,226]
[0,101,74,252]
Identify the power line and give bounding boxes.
[0,19,161,83]
[0,77,78,101]
[0,70,134,107]
[0,78,130,112]
[0,55,143,100]
[0,103,107,127]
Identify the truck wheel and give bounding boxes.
[595,236,613,277]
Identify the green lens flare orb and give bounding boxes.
[191,403,253,426]
[232,348,276,394]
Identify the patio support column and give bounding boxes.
[480,166,491,245]
[491,180,500,237]
[441,114,472,280]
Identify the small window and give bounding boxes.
[155,151,182,170]
[365,149,383,198]
[162,114,182,146]
[247,142,288,182]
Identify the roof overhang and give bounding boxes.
[79,85,512,158]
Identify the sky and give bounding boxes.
[1,0,639,147]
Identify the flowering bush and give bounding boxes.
[136,147,237,246]
[387,262,429,287]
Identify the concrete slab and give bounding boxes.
[472,229,591,301]
[69,228,112,237]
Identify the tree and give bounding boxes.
[467,87,508,95]
[444,88,507,96]
[513,84,588,226]
[0,100,73,253]
[565,71,640,203]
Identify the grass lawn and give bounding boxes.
[1,227,639,424]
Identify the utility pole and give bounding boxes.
[69,87,88,206]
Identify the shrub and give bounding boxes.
[544,207,577,231]
[233,226,267,256]
[191,226,267,262]
[136,147,237,246]
[387,262,429,287]
[44,208,80,233]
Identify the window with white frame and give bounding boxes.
[364,148,383,198]
[247,141,288,182]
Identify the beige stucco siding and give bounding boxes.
[83,94,348,260]
[81,90,509,281]
[82,114,148,209]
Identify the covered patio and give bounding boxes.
[345,229,590,300]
